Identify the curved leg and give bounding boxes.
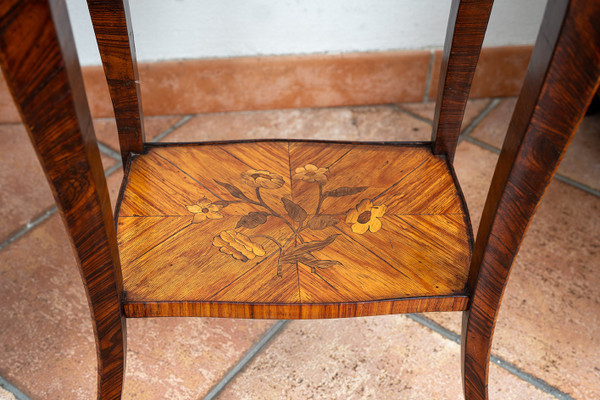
[460,1,600,399]
[461,299,492,399]
[0,1,129,398]
[96,314,126,399]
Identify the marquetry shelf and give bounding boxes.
[115,140,473,319]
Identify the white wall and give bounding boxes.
[67,0,547,66]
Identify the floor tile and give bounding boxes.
[0,76,20,124]
[0,122,119,244]
[453,142,498,232]
[428,142,600,400]
[163,108,361,142]
[163,106,431,143]
[122,317,274,400]
[0,215,98,399]
[0,213,274,400]
[106,168,125,211]
[217,316,553,400]
[559,113,600,191]
[0,388,16,400]
[93,116,182,151]
[398,98,491,130]
[349,106,431,141]
[100,153,118,171]
[0,124,55,243]
[466,97,516,149]
[397,101,436,121]
[468,98,600,191]
[2,102,597,400]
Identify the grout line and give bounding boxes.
[406,314,575,400]
[0,375,32,400]
[202,320,289,400]
[489,358,575,400]
[0,160,122,252]
[104,162,123,176]
[97,141,122,161]
[553,174,600,197]
[423,49,435,103]
[457,98,501,143]
[150,115,194,143]
[463,136,600,198]
[0,206,57,252]
[406,314,461,344]
[394,105,434,125]
[463,135,501,154]
[95,113,193,157]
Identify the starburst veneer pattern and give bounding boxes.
[116,141,473,318]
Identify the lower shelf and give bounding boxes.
[116,140,473,319]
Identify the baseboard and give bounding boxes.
[0,45,532,123]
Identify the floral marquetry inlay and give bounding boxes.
[116,141,472,307]
[183,163,388,277]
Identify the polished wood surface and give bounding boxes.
[0,1,126,399]
[431,0,494,163]
[3,0,597,398]
[462,0,600,399]
[116,142,473,318]
[88,0,145,165]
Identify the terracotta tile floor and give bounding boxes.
[0,98,598,400]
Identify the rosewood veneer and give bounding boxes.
[117,141,472,319]
[0,0,597,399]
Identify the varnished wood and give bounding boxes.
[3,0,597,397]
[125,296,470,318]
[0,1,126,399]
[116,142,473,318]
[431,0,494,163]
[462,0,600,399]
[88,0,145,165]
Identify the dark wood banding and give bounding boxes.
[0,1,126,399]
[88,0,145,165]
[124,296,470,319]
[462,0,600,398]
[431,0,494,163]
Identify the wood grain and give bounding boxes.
[431,0,494,163]
[462,0,600,398]
[0,0,126,399]
[88,0,145,165]
[3,0,594,397]
[125,296,470,319]
[116,141,473,318]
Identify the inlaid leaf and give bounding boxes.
[280,234,339,262]
[323,186,368,198]
[236,211,269,229]
[295,253,317,264]
[279,253,304,264]
[281,197,308,222]
[279,253,315,266]
[279,258,296,266]
[305,259,342,269]
[306,215,339,230]
[212,200,233,207]
[214,180,251,201]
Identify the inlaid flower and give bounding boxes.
[293,164,328,183]
[212,230,266,262]
[240,169,284,189]
[345,199,387,234]
[186,200,223,224]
